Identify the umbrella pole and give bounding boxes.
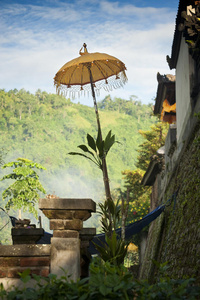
[88,70,103,138]
[88,67,113,219]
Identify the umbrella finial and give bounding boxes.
[79,43,88,56]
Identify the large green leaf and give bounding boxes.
[98,141,105,159]
[96,128,101,152]
[77,145,95,158]
[68,152,101,169]
[87,134,97,152]
[104,131,117,154]
[104,130,112,146]
[78,144,89,152]
[93,230,127,266]
[105,135,115,152]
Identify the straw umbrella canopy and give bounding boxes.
[54,43,127,203]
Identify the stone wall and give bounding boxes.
[0,244,50,290]
[0,198,96,290]
[139,123,200,283]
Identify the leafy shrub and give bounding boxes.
[0,260,199,300]
[93,231,128,266]
[89,257,134,299]
[0,158,46,218]
[0,258,133,300]
[93,197,128,266]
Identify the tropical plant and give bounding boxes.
[69,128,119,228]
[93,197,128,266]
[94,231,127,266]
[89,257,134,299]
[98,197,121,233]
[1,158,46,218]
[69,128,118,171]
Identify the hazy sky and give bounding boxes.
[0,0,178,105]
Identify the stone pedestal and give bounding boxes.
[12,228,44,244]
[51,238,80,280]
[39,198,96,280]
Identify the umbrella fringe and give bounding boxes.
[55,71,127,100]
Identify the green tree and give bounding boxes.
[0,148,6,167]
[122,169,148,200]
[117,121,168,249]
[1,158,46,218]
[121,169,151,224]
[136,122,168,171]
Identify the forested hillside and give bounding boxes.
[0,89,157,235]
[0,88,155,188]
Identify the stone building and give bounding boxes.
[139,0,200,282]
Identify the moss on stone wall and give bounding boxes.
[139,124,200,284]
[139,213,165,281]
